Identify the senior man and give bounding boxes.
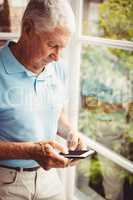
[0,0,86,199]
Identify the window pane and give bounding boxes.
[82,0,133,41]
[0,0,28,33]
[79,44,133,161]
[76,154,133,200]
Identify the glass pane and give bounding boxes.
[76,154,133,200]
[0,0,28,33]
[79,44,133,162]
[82,0,133,41]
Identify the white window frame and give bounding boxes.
[66,0,133,198]
[0,32,19,40]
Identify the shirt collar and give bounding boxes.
[1,41,28,74]
[37,64,54,80]
[1,41,54,80]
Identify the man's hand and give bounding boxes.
[57,110,87,151]
[32,141,70,170]
[67,131,87,151]
[57,110,87,166]
[66,131,87,167]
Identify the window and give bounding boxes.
[82,0,133,41]
[80,44,133,159]
[0,0,28,33]
[68,0,133,199]
[76,154,133,200]
[0,0,28,46]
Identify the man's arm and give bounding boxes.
[57,110,75,140]
[0,140,70,170]
[0,141,34,160]
[57,109,87,150]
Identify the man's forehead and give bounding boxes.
[43,26,71,39]
[42,27,70,45]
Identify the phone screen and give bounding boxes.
[60,149,95,159]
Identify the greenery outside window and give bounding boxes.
[76,0,133,199]
[82,0,133,41]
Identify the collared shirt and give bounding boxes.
[0,42,68,167]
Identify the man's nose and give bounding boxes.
[51,48,61,61]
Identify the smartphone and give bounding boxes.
[60,149,96,159]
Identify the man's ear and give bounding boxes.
[22,19,35,38]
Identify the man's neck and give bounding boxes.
[9,41,45,75]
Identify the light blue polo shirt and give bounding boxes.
[0,41,68,168]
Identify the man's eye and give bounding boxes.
[48,43,55,48]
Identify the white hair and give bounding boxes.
[22,0,75,33]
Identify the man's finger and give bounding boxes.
[48,140,68,153]
[67,134,78,150]
[76,137,87,150]
[69,159,80,166]
[45,143,69,166]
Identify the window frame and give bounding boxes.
[68,0,133,174]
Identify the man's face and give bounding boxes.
[27,27,71,68]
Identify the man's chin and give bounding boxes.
[45,60,54,65]
[41,59,54,67]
